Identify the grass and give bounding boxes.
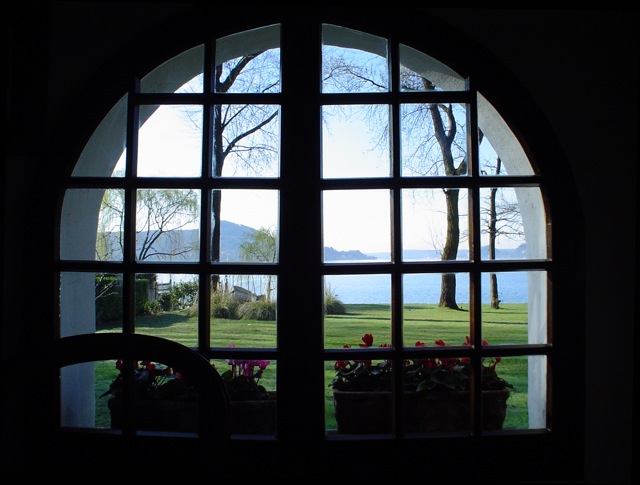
[92,303,530,431]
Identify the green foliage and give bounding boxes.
[324,284,346,315]
[238,299,277,321]
[219,356,271,401]
[95,275,122,322]
[94,304,529,429]
[239,227,277,263]
[211,289,240,319]
[95,275,153,321]
[171,280,198,309]
[331,333,513,393]
[155,280,199,312]
[100,360,198,402]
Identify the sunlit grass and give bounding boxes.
[94,303,530,429]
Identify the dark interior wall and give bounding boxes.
[4,5,636,483]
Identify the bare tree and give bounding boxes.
[323,52,470,309]
[428,98,467,309]
[95,187,198,314]
[482,156,524,308]
[239,227,277,302]
[98,187,199,262]
[198,51,280,291]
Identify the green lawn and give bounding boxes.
[93,303,530,430]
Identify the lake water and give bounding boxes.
[324,271,528,304]
[162,267,530,304]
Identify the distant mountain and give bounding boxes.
[141,222,378,262]
[121,223,526,262]
[324,247,376,262]
[368,244,527,261]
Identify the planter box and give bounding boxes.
[332,389,509,434]
[229,392,277,435]
[108,393,277,435]
[108,398,199,432]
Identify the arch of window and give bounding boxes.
[58,21,552,440]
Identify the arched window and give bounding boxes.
[57,13,577,478]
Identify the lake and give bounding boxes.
[324,271,528,304]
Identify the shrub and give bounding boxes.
[324,284,346,315]
[171,280,198,309]
[211,289,240,319]
[238,299,277,321]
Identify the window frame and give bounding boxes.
[54,10,584,480]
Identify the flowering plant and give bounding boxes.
[102,352,272,403]
[101,359,197,401]
[216,345,271,401]
[331,333,512,393]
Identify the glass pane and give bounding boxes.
[215,25,280,94]
[402,366,472,434]
[61,356,213,435]
[322,189,391,262]
[327,359,393,435]
[478,93,534,176]
[322,105,390,178]
[324,275,391,349]
[400,103,468,177]
[212,105,280,178]
[213,358,277,436]
[403,273,471,346]
[402,188,470,261]
[61,189,124,261]
[212,189,279,263]
[100,358,204,434]
[97,189,124,261]
[484,355,547,431]
[479,134,511,176]
[399,43,465,92]
[322,24,388,93]
[400,348,518,434]
[60,272,121,336]
[481,271,547,345]
[135,189,200,262]
[210,274,277,348]
[137,105,202,177]
[140,44,204,93]
[61,359,116,430]
[135,273,199,346]
[480,187,546,260]
[95,273,124,328]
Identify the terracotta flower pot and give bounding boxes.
[108,398,199,432]
[332,389,510,434]
[108,391,277,435]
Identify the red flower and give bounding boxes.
[360,333,374,347]
[441,358,458,368]
[415,341,426,347]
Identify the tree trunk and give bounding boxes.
[428,102,465,310]
[211,103,223,293]
[488,158,501,309]
[489,273,500,309]
[438,187,461,309]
